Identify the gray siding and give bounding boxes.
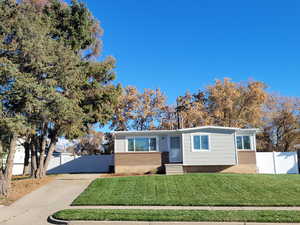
[114,135,126,153]
[182,128,236,165]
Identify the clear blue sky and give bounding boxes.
[84,0,299,104]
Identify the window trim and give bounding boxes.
[191,133,211,152]
[236,135,253,151]
[125,136,159,152]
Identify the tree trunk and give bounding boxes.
[22,142,30,176]
[43,138,57,176]
[33,134,58,179]
[4,134,17,180]
[0,134,17,196]
[0,170,8,197]
[0,140,3,169]
[34,131,47,179]
[30,143,37,177]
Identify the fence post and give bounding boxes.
[272,151,277,174]
[296,150,300,173]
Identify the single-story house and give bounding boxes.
[113,126,259,174]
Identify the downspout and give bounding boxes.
[181,132,184,165]
[234,131,238,165]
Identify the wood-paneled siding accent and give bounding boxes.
[238,151,256,164]
[114,152,168,174]
[182,129,236,165]
[183,165,257,174]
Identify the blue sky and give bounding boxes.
[83,0,300,105]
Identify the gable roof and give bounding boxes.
[113,126,259,135]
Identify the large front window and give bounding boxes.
[236,136,251,150]
[127,137,158,152]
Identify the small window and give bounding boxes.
[236,136,252,150]
[170,136,180,149]
[128,138,134,152]
[193,135,209,151]
[236,136,243,149]
[149,138,157,151]
[201,135,209,150]
[127,137,158,152]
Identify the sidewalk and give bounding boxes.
[0,174,99,225]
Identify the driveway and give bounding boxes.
[0,174,99,225]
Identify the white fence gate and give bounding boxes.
[256,152,299,174]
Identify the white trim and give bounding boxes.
[234,131,238,165]
[182,133,185,163]
[114,136,116,152]
[113,126,260,135]
[253,133,257,152]
[125,136,159,152]
[190,133,211,152]
[180,126,241,131]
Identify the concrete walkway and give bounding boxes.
[69,205,300,211]
[0,174,99,225]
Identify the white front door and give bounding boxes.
[169,136,182,163]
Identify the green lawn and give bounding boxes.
[72,173,300,206]
[53,209,300,222]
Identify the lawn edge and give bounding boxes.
[52,209,300,223]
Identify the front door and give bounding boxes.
[169,136,182,163]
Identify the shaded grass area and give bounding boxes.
[53,209,300,222]
[72,173,300,206]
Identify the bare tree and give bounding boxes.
[111,86,167,131]
[74,130,104,155]
[206,78,267,128]
[258,96,300,152]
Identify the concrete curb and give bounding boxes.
[46,220,300,225]
[47,215,69,225]
[68,205,300,211]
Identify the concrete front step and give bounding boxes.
[165,164,184,175]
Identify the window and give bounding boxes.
[193,135,209,151]
[170,136,180,149]
[127,137,158,152]
[128,138,134,152]
[236,136,251,150]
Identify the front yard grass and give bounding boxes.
[53,209,300,222]
[72,173,300,206]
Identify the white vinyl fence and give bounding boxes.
[256,152,299,174]
[9,152,114,175]
[12,150,25,176]
[47,153,114,174]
